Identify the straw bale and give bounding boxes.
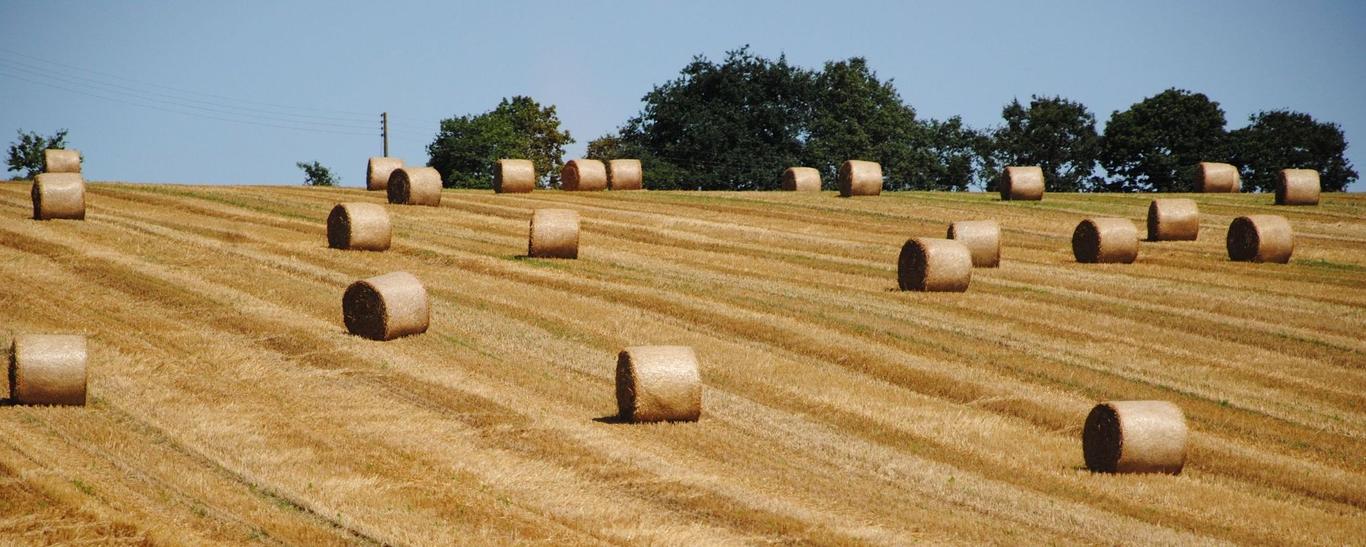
[342,271,429,341]
[1000,166,1045,201]
[946,220,1001,268]
[1083,400,1187,474]
[31,173,85,220]
[43,149,81,174]
[1195,162,1239,192]
[366,157,403,191]
[1276,169,1320,205]
[10,334,86,406]
[1227,215,1294,263]
[781,167,821,192]
[1146,199,1199,241]
[1072,218,1138,263]
[528,209,580,259]
[494,159,536,194]
[897,238,972,292]
[561,159,607,191]
[387,167,442,206]
[327,203,391,251]
[615,345,702,422]
[607,159,643,190]
[838,160,882,196]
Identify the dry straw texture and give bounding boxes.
[31,173,86,220]
[838,160,883,197]
[1227,215,1294,263]
[1146,199,1200,241]
[1072,218,1138,264]
[1196,162,1240,193]
[781,167,821,192]
[10,334,87,406]
[1083,401,1188,474]
[897,238,972,292]
[615,346,702,422]
[366,157,403,191]
[946,220,1001,268]
[607,159,644,191]
[1000,166,1045,201]
[43,149,81,174]
[342,271,430,341]
[1276,169,1320,205]
[387,167,443,206]
[561,159,608,191]
[327,203,391,251]
[528,208,580,259]
[494,159,536,194]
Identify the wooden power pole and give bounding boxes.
[381,112,389,157]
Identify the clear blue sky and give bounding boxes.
[2,0,1363,190]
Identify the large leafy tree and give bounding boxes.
[427,96,573,188]
[805,58,931,189]
[1099,89,1229,192]
[989,96,1100,192]
[6,128,70,180]
[1230,110,1357,192]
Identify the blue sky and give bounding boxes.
[2,0,1363,190]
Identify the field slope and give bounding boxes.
[1,182,1363,545]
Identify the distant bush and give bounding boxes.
[6,128,70,180]
[297,160,339,186]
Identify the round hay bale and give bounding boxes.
[31,173,86,220]
[528,208,580,259]
[781,167,821,192]
[999,166,1045,201]
[1072,218,1138,264]
[1276,169,1320,205]
[838,160,882,197]
[897,238,972,292]
[607,159,643,190]
[327,203,391,251]
[494,159,535,194]
[560,159,607,191]
[615,345,702,422]
[1227,215,1293,263]
[1146,199,1199,241]
[1082,400,1187,474]
[1195,162,1239,193]
[43,149,81,174]
[386,167,442,206]
[366,157,403,191]
[946,220,1001,268]
[10,334,87,406]
[342,271,429,341]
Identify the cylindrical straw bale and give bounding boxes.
[615,346,702,422]
[999,166,1045,201]
[327,203,391,251]
[494,159,536,194]
[366,157,403,191]
[781,167,821,192]
[387,167,442,206]
[43,149,81,174]
[1276,169,1320,205]
[31,173,86,220]
[1082,400,1188,474]
[607,159,643,190]
[1195,162,1239,193]
[1146,199,1199,241]
[528,209,580,259]
[560,159,607,191]
[10,335,87,406]
[1226,215,1294,263]
[897,238,972,292]
[946,220,1001,268]
[838,160,882,197]
[1072,218,1138,263]
[342,271,429,341]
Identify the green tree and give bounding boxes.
[1230,110,1358,192]
[6,128,70,180]
[805,57,926,189]
[989,96,1100,192]
[427,96,573,188]
[1099,89,1229,192]
[296,160,339,186]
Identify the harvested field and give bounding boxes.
[0,182,1363,544]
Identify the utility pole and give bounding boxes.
[381,112,389,157]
